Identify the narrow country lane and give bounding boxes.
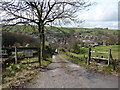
[25,55,118,88]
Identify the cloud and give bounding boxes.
[0,0,119,29]
[93,2,118,22]
[77,0,119,29]
[80,0,118,21]
[82,21,118,29]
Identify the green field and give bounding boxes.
[91,45,119,59]
[65,45,119,60]
[1,25,119,34]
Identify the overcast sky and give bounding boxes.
[77,0,119,30]
[0,0,119,30]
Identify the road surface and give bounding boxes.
[25,55,118,88]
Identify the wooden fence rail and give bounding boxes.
[87,48,112,66]
[1,46,41,65]
[90,51,108,53]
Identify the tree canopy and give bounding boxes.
[1,0,91,27]
[0,0,91,64]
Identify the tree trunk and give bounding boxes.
[38,24,42,66]
[42,28,45,60]
[38,22,45,64]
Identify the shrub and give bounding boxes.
[71,41,80,54]
[9,64,18,71]
[2,32,39,47]
[45,45,54,58]
[58,48,65,52]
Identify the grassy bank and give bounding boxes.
[59,53,119,77]
[2,57,52,88]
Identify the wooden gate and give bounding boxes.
[87,48,113,66]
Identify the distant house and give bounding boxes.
[85,35,94,39]
[81,40,94,44]
[89,42,100,47]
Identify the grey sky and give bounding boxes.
[0,0,119,30]
[78,0,119,29]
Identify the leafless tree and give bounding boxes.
[0,0,91,65]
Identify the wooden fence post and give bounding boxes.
[15,46,18,64]
[87,48,91,65]
[113,59,116,70]
[108,49,111,66]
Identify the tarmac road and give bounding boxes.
[25,55,118,88]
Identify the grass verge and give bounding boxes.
[2,57,52,88]
[60,53,119,77]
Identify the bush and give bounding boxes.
[45,45,54,58]
[71,42,80,54]
[2,32,39,47]
[9,64,18,71]
[58,48,65,52]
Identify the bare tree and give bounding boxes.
[0,0,91,65]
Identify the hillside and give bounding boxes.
[1,25,119,48]
[1,25,119,34]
